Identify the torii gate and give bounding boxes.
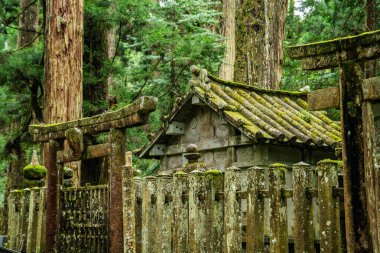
[288,30,380,252]
[28,96,157,253]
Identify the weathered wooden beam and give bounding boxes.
[362,76,380,101]
[340,63,372,252]
[109,128,126,253]
[56,143,111,163]
[44,140,62,253]
[31,113,149,142]
[307,86,340,110]
[287,30,380,70]
[288,30,380,59]
[29,96,157,141]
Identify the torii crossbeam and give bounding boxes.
[288,30,380,252]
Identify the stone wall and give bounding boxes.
[158,106,335,175]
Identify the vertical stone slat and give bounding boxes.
[173,172,189,253]
[317,160,342,253]
[141,176,156,253]
[204,169,224,253]
[36,187,47,253]
[7,190,19,249]
[109,128,126,253]
[246,167,265,252]
[269,163,288,253]
[122,151,136,252]
[18,189,30,252]
[293,162,314,252]
[134,178,143,253]
[188,170,207,252]
[154,175,173,252]
[27,187,41,253]
[223,166,242,253]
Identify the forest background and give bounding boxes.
[0,0,378,206]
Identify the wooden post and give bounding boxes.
[44,140,61,253]
[173,172,189,253]
[269,163,288,253]
[109,128,126,253]
[205,169,224,253]
[317,160,342,253]
[223,166,242,252]
[339,63,371,252]
[293,162,314,252]
[361,81,380,252]
[188,170,207,252]
[246,167,265,252]
[122,151,136,252]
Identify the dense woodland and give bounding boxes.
[0,0,378,209]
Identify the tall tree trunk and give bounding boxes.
[364,0,377,78]
[17,0,39,48]
[1,0,39,234]
[224,0,287,89]
[44,0,83,184]
[83,2,116,185]
[218,0,236,81]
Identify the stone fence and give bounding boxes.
[6,159,344,252]
[123,160,345,252]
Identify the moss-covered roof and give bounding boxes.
[139,66,341,158]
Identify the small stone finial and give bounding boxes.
[184,144,201,163]
[184,144,206,173]
[30,150,40,165]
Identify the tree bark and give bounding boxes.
[364,0,377,78]
[233,0,287,89]
[43,0,83,250]
[17,0,39,48]
[218,0,236,81]
[44,0,83,124]
[44,0,83,188]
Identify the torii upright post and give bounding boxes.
[288,30,380,252]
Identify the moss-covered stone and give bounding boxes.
[317,159,343,168]
[63,167,73,179]
[23,164,47,180]
[21,179,45,188]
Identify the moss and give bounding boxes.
[270,163,287,173]
[206,72,306,97]
[317,159,343,168]
[301,110,312,123]
[63,167,73,179]
[174,170,187,176]
[205,169,222,176]
[23,164,47,180]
